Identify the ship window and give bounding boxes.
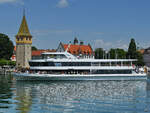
[91,62,100,66]
[61,62,91,66]
[29,62,39,66]
[101,62,110,66]
[54,62,62,66]
[56,54,67,59]
[29,62,55,66]
[92,70,132,74]
[48,62,54,66]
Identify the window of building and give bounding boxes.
[73,51,76,55]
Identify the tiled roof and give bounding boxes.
[63,44,93,55]
[11,54,16,61]
[138,49,145,54]
[16,15,31,37]
[32,49,56,56]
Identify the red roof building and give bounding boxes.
[32,49,56,59]
[11,47,56,61]
[63,44,93,55]
[57,40,94,58]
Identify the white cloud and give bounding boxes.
[140,42,150,49]
[93,39,128,50]
[0,0,24,4]
[0,0,15,3]
[56,0,69,8]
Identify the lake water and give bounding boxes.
[0,75,150,113]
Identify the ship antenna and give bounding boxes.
[65,41,71,52]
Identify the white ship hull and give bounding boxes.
[13,73,147,81]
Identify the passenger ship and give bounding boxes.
[14,51,148,81]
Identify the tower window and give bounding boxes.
[26,37,28,40]
[17,38,19,41]
[21,37,23,41]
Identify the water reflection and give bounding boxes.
[15,84,32,113]
[15,80,149,113]
[0,75,13,109]
[0,75,150,113]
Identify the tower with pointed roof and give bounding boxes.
[15,13,32,68]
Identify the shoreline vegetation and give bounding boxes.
[95,38,144,66]
[0,59,16,75]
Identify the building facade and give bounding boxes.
[143,47,150,67]
[57,38,93,58]
[15,14,32,68]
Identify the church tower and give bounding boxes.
[16,13,32,68]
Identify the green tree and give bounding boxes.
[127,38,136,59]
[32,46,38,51]
[127,38,144,66]
[109,49,116,59]
[116,48,127,59]
[95,48,104,59]
[136,51,144,66]
[0,33,14,60]
[0,59,7,66]
[109,48,127,59]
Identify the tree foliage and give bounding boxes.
[95,48,104,59]
[135,51,144,66]
[109,48,127,59]
[127,38,137,59]
[32,46,38,51]
[0,59,16,66]
[127,38,144,66]
[0,33,14,60]
[94,38,144,66]
[109,49,116,59]
[95,48,127,59]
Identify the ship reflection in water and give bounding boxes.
[14,79,150,113]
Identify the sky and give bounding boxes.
[0,0,150,50]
